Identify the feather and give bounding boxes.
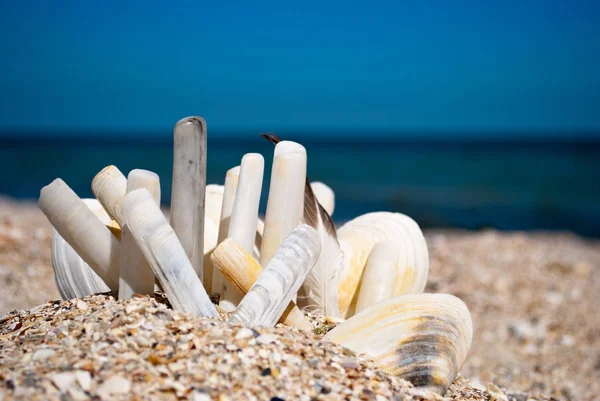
[261,133,342,317]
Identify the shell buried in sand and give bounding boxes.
[40,116,473,394]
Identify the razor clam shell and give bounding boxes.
[201,184,224,294]
[122,188,217,317]
[211,238,312,330]
[91,165,128,226]
[39,179,120,291]
[325,293,473,394]
[337,212,429,318]
[258,141,306,267]
[51,199,112,299]
[171,117,207,280]
[310,181,335,216]
[119,169,161,299]
[212,166,240,300]
[228,224,320,328]
[221,153,264,310]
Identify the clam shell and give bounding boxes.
[211,238,311,330]
[51,199,113,299]
[336,212,429,318]
[310,181,335,216]
[325,293,473,394]
[118,169,161,299]
[228,224,320,328]
[170,117,207,280]
[40,179,121,292]
[258,141,306,268]
[220,153,264,310]
[122,188,217,317]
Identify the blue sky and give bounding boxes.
[0,0,599,137]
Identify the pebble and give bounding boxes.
[96,376,131,397]
[75,370,91,391]
[32,348,56,361]
[51,372,76,392]
[341,357,360,369]
[256,334,276,345]
[487,383,508,401]
[235,327,254,340]
[76,300,88,310]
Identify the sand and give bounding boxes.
[1,196,598,400]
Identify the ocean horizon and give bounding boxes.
[1,133,599,237]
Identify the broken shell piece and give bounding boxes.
[258,141,306,267]
[171,117,207,280]
[91,165,128,227]
[212,166,240,299]
[325,293,473,394]
[122,188,217,317]
[39,179,120,291]
[354,241,400,313]
[229,224,320,328]
[211,238,311,330]
[310,181,335,216]
[336,212,429,318]
[51,199,112,299]
[119,169,161,299]
[220,154,264,310]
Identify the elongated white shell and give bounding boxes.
[229,224,320,328]
[171,117,207,280]
[51,199,112,299]
[211,238,312,330]
[202,184,224,294]
[325,293,473,394]
[354,241,400,313]
[310,181,335,216]
[258,141,306,267]
[91,165,128,226]
[122,188,217,317]
[212,166,240,298]
[337,212,429,318]
[119,169,161,299]
[221,154,264,310]
[39,179,120,291]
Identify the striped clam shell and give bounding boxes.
[325,293,473,394]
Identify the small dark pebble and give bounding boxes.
[261,368,272,376]
[6,379,15,390]
[270,397,285,401]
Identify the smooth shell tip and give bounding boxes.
[274,141,306,157]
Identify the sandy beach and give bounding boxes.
[0,196,598,400]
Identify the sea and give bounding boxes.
[1,135,599,237]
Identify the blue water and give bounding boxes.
[1,136,599,237]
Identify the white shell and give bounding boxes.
[310,181,335,216]
[122,188,217,317]
[212,166,240,300]
[354,241,400,313]
[39,179,120,291]
[325,293,473,394]
[221,154,264,310]
[229,224,320,328]
[211,238,312,330]
[170,117,207,280]
[51,199,112,299]
[258,141,306,267]
[119,169,161,299]
[337,212,429,318]
[91,165,127,226]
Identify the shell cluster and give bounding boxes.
[39,116,473,394]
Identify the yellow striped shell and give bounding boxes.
[325,293,473,394]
